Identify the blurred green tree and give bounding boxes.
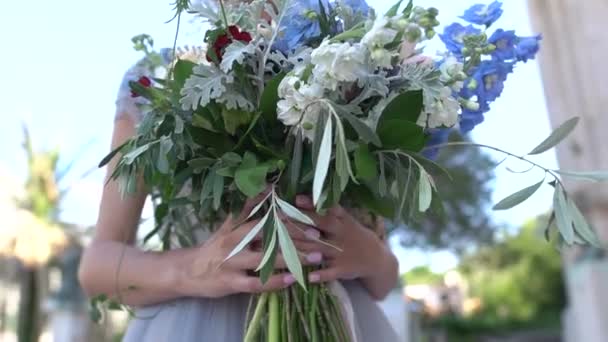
[460,217,565,323]
[403,266,444,285]
[396,132,497,252]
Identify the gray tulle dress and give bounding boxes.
[116,49,400,342]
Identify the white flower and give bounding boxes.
[418,86,460,129]
[362,16,398,48]
[310,40,368,90]
[439,55,466,92]
[361,16,399,68]
[277,76,325,140]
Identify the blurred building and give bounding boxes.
[528,1,608,341]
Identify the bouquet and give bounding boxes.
[98,0,607,340]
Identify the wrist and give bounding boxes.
[160,247,198,298]
[361,242,398,300]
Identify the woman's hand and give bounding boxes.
[291,195,399,300]
[176,196,322,299]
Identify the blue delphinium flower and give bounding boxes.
[273,0,334,53]
[457,60,513,132]
[488,29,517,60]
[439,23,482,56]
[460,106,488,133]
[515,35,542,62]
[463,60,513,103]
[461,1,503,27]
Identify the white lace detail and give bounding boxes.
[114,58,154,123]
[115,46,208,123]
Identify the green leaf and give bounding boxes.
[173,59,196,90]
[275,197,315,226]
[349,185,395,218]
[221,152,243,166]
[245,192,272,221]
[492,179,544,210]
[98,140,129,167]
[235,165,269,198]
[222,108,253,135]
[123,142,155,164]
[378,154,388,197]
[188,126,234,152]
[216,166,236,177]
[156,137,173,174]
[403,0,414,16]
[335,124,352,191]
[288,129,304,199]
[377,119,426,151]
[333,105,381,146]
[554,170,608,182]
[212,174,224,210]
[418,171,433,212]
[378,90,424,124]
[225,209,271,261]
[276,214,305,288]
[385,0,403,16]
[313,116,333,205]
[89,302,103,323]
[259,224,278,283]
[260,73,286,120]
[107,301,123,311]
[257,221,278,272]
[174,115,184,134]
[553,187,574,245]
[354,145,377,182]
[188,157,217,170]
[567,197,601,247]
[529,117,579,155]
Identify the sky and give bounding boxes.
[0,0,558,273]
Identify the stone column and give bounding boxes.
[527,1,608,341]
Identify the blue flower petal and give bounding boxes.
[439,23,482,56]
[460,1,503,27]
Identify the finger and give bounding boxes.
[294,240,341,258]
[235,188,272,223]
[327,204,347,219]
[228,249,323,270]
[232,273,297,294]
[279,216,320,241]
[295,195,315,210]
[224,219,263,246]
[308,267,342,284]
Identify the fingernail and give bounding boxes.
[309,273,321,283]
[305,228,320,240]
[283,274,296,285]
[306,252,322,264]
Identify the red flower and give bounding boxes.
[130,76,152,98]
[206,25,253,63]
[228,25,252,43]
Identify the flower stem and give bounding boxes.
[268,292,280,342]
[309,285,319,342]
[244,293,268,342]
[423,142,564,188]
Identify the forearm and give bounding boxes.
[360,244,399,301]
[79,239,193,307]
